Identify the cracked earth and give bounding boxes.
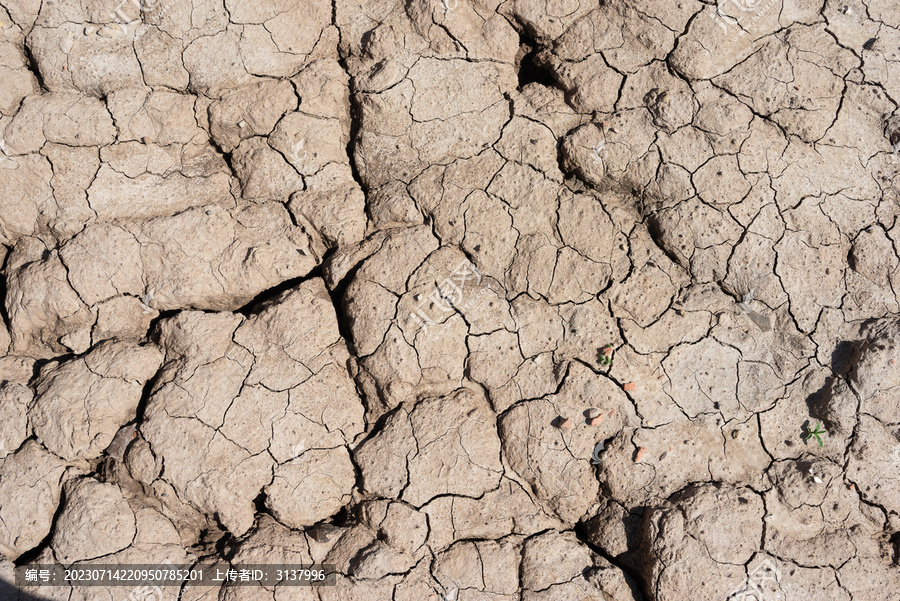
[1,0,900,599]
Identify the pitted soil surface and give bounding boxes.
[1,0,900,599]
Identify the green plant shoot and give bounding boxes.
[804,421,826,447]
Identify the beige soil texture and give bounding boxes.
[1,0,900,599]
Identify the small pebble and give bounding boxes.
[586,408,602,419]
[557,417,574,430]
[634,447,646,462]
[623,382,637,391]
[97,25,122,38]
[813,476,823,484]
[609,408,616,417]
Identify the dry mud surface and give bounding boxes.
[1,0,900,599]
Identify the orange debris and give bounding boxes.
[587,414,604,426]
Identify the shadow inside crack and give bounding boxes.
[574,515,649,601]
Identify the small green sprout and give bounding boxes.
[804,421,826,447]
[599,345,614,367]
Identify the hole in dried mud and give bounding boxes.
[516,32,557,90]
[252,491,269,516]
[889,532,900,564]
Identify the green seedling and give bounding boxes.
[599,345,614,367]
[804,421,826,447]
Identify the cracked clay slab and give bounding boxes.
[2,1,900,600]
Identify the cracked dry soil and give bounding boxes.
[1,0,900,599]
